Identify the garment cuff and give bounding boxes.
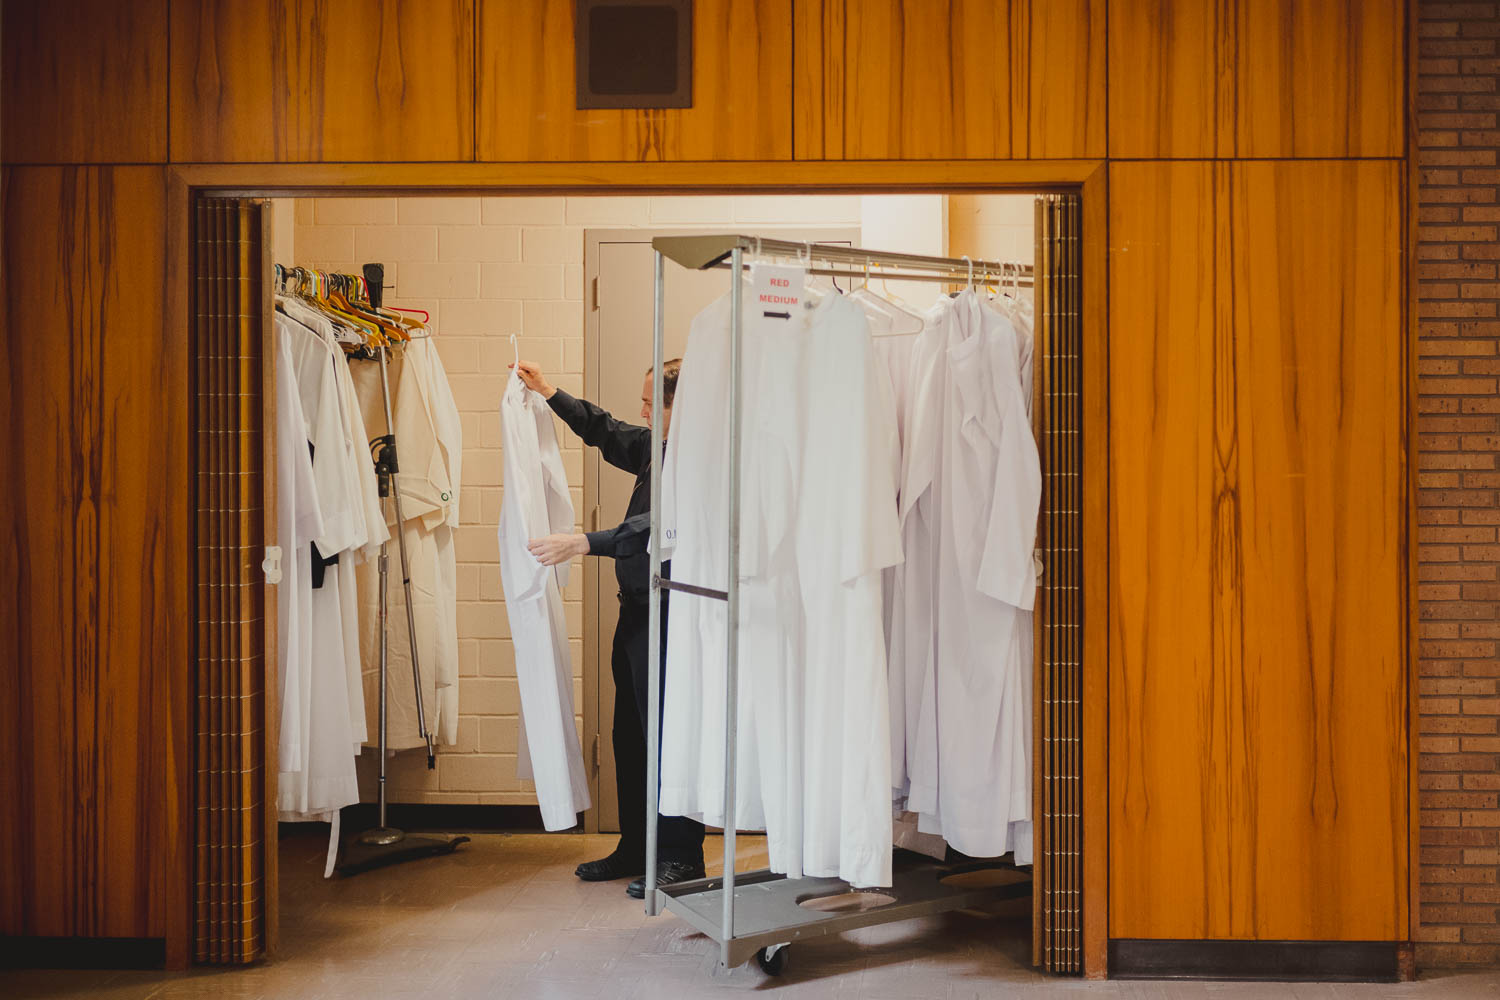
[585,529,612,557]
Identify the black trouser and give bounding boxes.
[612,594,705,866]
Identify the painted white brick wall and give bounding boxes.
[949,194,1037,266]
[290,194,870,806]
[290,193,1031,807]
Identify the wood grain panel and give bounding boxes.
[793,0,845,160]
[841,0,1022,160]
[1108,161,1228,939]
[478,0,792,162]
[0,166,180,940]
[1227,161,1406,939]
[1,0,168,164]
[1027,0,1106,159]
[1107,0,1219,159]
[170,0,474,163]
[1110,160,1408,942]
[1230,0,1404,158]
[832,0,1104,160]
[1109,0,1405,158]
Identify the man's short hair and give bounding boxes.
[647,358,684,408]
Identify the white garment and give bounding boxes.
[279,311,371,751]
[891,301,950,815]
[352,346,457,751]
[498,370,591,830]
[277,296,384,749]
[907,292,1040,862]
[660,287,900,888]
[658,289,767,833]
[795,293,902,888]
[408,339,462,746]
[273,322,359,822]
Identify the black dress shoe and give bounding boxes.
[575,851,645,882]
[627,860,707,898]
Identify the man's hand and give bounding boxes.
[528,533,590,566]
[510,360,556,399]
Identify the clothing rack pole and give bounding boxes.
[719,244,745,964]
[645,250,666,917]
[376,341,437,768]
[336,262,464,874]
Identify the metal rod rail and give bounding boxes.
[651,233,1036,282]
[704,263,1034,286]
[656,577,729,602]
[644,234,1036,972]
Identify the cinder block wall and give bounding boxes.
[1417,0,1500,967]
[290,195,868,806]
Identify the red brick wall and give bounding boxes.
[1418,0,1500,968]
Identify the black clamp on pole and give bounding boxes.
[370,434,399,498]
[363,262,385,309]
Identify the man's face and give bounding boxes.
[641,373,672,435]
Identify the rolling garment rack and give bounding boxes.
[641,236,1035,974]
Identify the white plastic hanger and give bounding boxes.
[853,259,924,336]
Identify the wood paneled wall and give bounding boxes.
[1,0,1401,166]
[795,0,1107,160]
[1108,0,1406,159]
[1,0,169,163]
[0,0,1412,967]
[0,166,187,945]
[479,0,794,161]
[169,0,475,163]
[1108,160,1407,940]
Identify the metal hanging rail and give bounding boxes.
[643,234,1034,975]
[653,233,1035,286]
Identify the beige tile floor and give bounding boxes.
[7,830,1500,999]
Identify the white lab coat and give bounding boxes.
[498,371,591,829]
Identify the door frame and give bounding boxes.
[167,158,1112,977]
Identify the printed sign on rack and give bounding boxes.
[751,263,807,321]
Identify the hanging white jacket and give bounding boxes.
[498,370,591,830]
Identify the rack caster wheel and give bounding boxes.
[757,944,789,976]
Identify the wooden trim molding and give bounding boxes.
[161,155,1102,976]
[1080,161,1110,979]
[169,159,1105,195]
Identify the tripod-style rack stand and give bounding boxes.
[337,262,467,875]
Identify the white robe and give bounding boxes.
[498,370,591,829]
[273,321,360,822]
[660,288,900,888]
[907,292,1041,862]
[792,294,903,887]
[352,345,457,751]
[658,289,767,832]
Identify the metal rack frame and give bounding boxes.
[642,235,1036,972]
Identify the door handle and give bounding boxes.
[591,505,601,532]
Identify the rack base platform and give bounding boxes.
[657,855,1033,970]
